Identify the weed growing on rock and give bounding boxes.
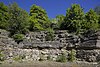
[56,54,67,63]
[45,28,55,41]
[68,49,76,62]
[13,34,24,43]
[0,51,5,61]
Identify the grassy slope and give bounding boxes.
[0,61,97,67]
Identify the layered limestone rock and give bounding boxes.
[0,29,17,48]
[0,29,100,62]
[18,30,79,49]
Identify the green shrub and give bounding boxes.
[45,28,54,41]
[13,56,21,61]
[56,54,67,63]
[68,49,76,62]
[13,55,25,62]
[0,51,5,61]
[13,34,24,43]
[47,55,52,61]
[8,3,29,35]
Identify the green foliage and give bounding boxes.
[45,28,54,41]
[98,15,100,27]
[47,55,52,61]
[13,55,25,61]
[50,18,58,30]
[29,15,44,31]
[68,49,76,62]
[94,6,100,15]
[8,3,29,35]
[62,4,84,33]
[84,9,99,31]
[56,54,67,63]
[56,15,65,29]
[0,51,5,61]
[50,15,65,30]
[60,4,99,34]
[0,3,99,36]
[13,56,21,61]
[29,4,49,31]
[0,2,9,29]
[13,34,24,43]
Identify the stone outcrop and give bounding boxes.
[79,30,99,49]
[18,30,79,49]
[0,29,100,62]
[0,29,17,48]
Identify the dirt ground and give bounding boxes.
[0,61,98,67]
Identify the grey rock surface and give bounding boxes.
[0,29,100,62]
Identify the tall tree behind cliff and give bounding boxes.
[62,4,84,33]
[0,2,9,29]
[94,6,100,27]
[56,15,65,29]
[85,9,99,30]
[29,4,49,31]
[94,6,100,15]
[8,3,29,35]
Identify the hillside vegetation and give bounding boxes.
[0,2,100,40]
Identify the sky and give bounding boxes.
[0,0,100,18]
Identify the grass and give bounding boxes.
[0,61,97,67]
[56,54,67,63]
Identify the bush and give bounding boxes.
[0,51,5,61]
[47,55,52,61]
[13,34,24,43]
[13,56,21,61]
[13,55,25,62]
[8,3,29,35]
[68,49,76,62]
[56,54,67,63]
[45,28,54,41]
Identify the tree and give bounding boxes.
[94,6,100,15]
[62,4,84,33]
[85,9,99,30]
[50,15,65,30]
[56,15,65,29]
[29,4,49,31]
[50,18,58,30]
[8,3,29,35]
[0,2,9,29]
[94,6,100,26]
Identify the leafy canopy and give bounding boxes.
[85,9,99,30]
[0,2,9,29]
[62,4,84,33]
[29,4,49,31]
[8,3,29,35]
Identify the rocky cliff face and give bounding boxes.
[0,29,100,62]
